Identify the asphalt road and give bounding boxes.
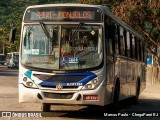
[0,65,160,120]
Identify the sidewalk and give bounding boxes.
[140,83,160,100]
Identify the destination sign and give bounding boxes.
[36,11,93,20]
[24,7,102,22]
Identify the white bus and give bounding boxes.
[10,4,146,112]
[6,52,19,68]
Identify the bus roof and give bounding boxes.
[26,4,101,9]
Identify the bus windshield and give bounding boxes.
[21,24,103,70]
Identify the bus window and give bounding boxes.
[129,33,133,58]
[119,27,126,56]
[131,35,135,59]
[105,19,113,63]
[139,40,142,61]
[108,22,119,55]
[123,30,127,57]
[136,39,140,61]
[60,25,102,69]
[135,37,138,60]
[140,41,143,61]
[126,32,131,58]
[114,24,119,55]
[21,24,103,70]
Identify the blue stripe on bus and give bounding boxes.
[39,72,96,86]
[24,70,97,86]
[24,70,32,79]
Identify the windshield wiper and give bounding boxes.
[69,22,84,43]
[24,25,33,47]
[39,22,53,42]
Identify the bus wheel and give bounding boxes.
[133,81,140,104]
[113,83,120,111]
[42,103,51,112]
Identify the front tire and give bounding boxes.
[42,103,51,112]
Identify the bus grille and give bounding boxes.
[40,85,79,89]
[43,92,73,99]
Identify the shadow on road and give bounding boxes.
[0,66,18,76]
[41,98,160,120]
[41,98,137,119]
[0,72,18,76]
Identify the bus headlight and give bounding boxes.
[23,77,27,82]
[85,84,92,89]
[22,77,38,88]
[82,75,104,90]
[26,82,33,87]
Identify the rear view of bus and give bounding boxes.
[19,4,146,112]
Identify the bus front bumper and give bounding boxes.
[19,84,106,106]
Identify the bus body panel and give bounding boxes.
[19,84,106,106]
[18,64,111,106]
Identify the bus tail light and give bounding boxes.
[82,75,104,90]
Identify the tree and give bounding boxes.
[78,0,160,54]
[112,0,160,55]
[0,0,38,53]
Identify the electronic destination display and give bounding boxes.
[24,7,102,22]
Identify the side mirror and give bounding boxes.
[9,27,17,43]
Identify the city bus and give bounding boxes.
[6,52,19,68]
[11,4,146,112]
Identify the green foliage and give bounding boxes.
[78,0,159,45]
[0,0,38,53]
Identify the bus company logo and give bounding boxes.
[2,112,11,117]
[56,84,63,90]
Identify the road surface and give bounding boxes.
[0,65,160,120]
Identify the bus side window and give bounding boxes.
[135,37,138,60]
[139,40,142,61]
[109,23,119,55]
[142,42,145,62]
[126,32,131,58]
[107,38,113,62]
[131,34,135,59]
[136,39,140,61]
[113,24,119,55]
[119,27,125,56]
[105,19,113,63]
[129,33,133,58]
[123,30,127,57]
[140,41,143,61]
